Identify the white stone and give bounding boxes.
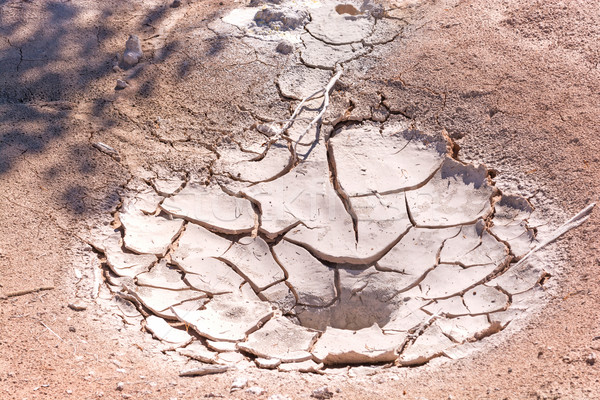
[161,183,256,235]
[406,158,494,227]
[145,315,192,344]
[123,35,143,66]
[312,324,406,365]
[237,317,318,362]
[172,295,274,342]
[272,240,336,307]
[119,212,183,256]
[329,123,447,196]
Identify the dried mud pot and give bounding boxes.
[88,0,594,374]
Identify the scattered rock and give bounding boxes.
[179,365,229,377]
[586,353,596,366]
[115,79,128,90]
[247,386,267,395]
[122,35,143,67]
[311,386,334,399]
[276,40,294,54]
[255,357,281,369]
[230,377,248,392]
[254,7,309,31]
[68,302,87,311]
[116,382,124,391]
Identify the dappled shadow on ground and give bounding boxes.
[0,0,191,217]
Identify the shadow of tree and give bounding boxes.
[0,0,194,217]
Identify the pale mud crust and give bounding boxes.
[0,0,599,399]
[86,0,582,374]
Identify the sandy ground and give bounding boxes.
[0,0,599,399]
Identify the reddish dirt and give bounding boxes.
[0,0,598,399]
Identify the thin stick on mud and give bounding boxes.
[0,286,54,300]
[293,70,343,152]
[516,202,595,267]
[40,321,64,342]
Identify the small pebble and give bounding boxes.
[247,386,267,395]
[230,377,248,392]
[276,40,294,55]
[117,382,124,391]
[311,386,333,400]
[68,302,87,311]
[116,79,129,90]
[586,353,596,366]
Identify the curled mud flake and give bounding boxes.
[329,122,448,196]
[103,233,157,278]
[439,222,510,267]
[435,315,491,344]
[136,259,189,291]
[486,254,546,295]
[145,315,193,345]
[312,324,406,365]
[405,158,495,228]
[300,33,362,70]
[377,226,460,275]
[418,263,498,300]
[422,296,470,317]
[272,240,337,307]
[172,295,274,342]
[177,341,218,364]
[160,183,257,235]
[171,223,233,263]
[237,317,318,363]
[126,285,207,320]
[259,282,296,314]
[220,236,285,292]
[182,257,245,295]
[119,212,184,257]
[397,323,455,366]
[463,285,509,314]
[214,140,294,183]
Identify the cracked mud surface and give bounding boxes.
[88,0,580,372]
[1,0,600,398]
